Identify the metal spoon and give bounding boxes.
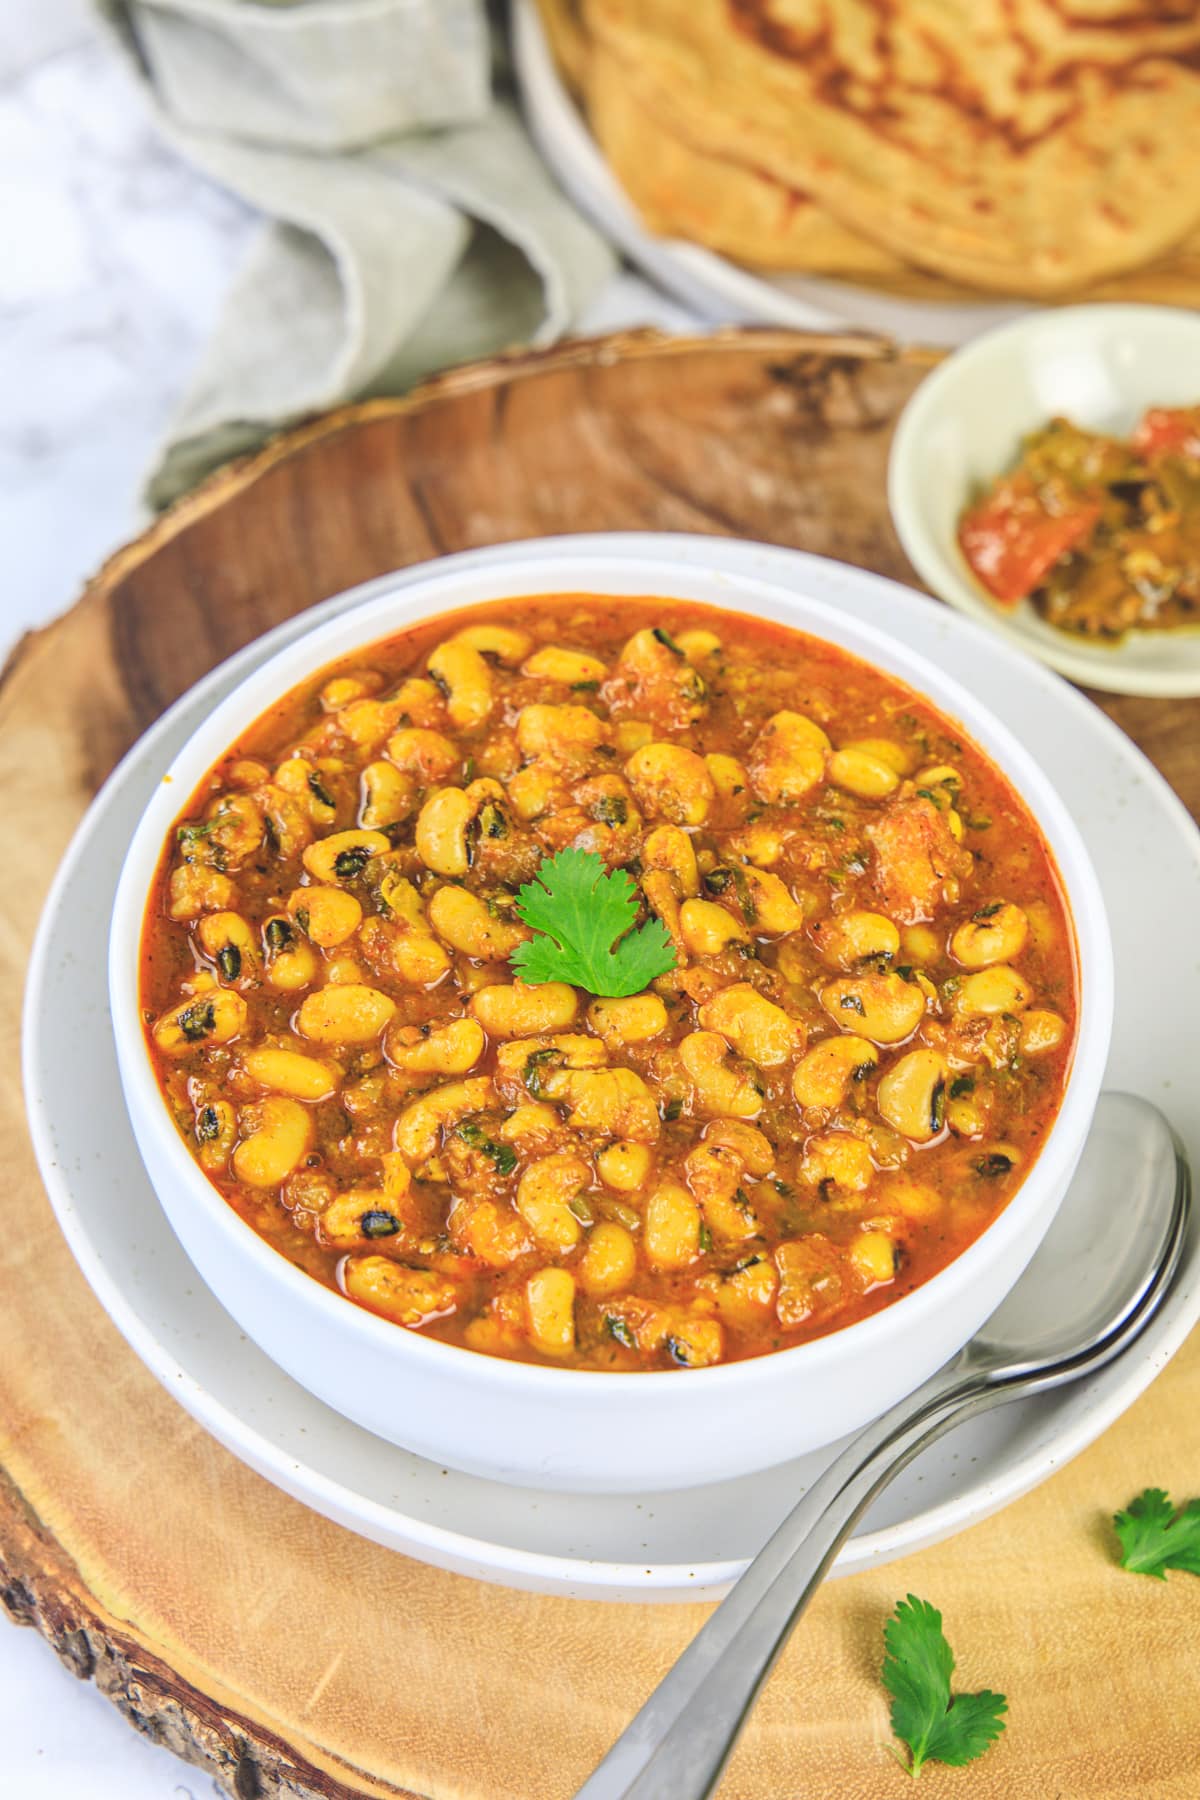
[575,1092,1190,1800]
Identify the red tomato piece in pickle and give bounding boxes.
[957,473,1101,605]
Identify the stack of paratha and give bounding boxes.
[536,0,1200,302]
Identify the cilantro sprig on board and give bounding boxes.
[883,1595,1007,1777]
[1114,1488,1200,1580]
[510,849,676,998]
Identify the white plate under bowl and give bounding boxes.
[24,534,1200,1601]
[889,304,1200,698]
[511,0,1034,350]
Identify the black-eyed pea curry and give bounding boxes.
[141,598,1077,1371]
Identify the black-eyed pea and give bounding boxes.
[272,756,337,825]
[427,639,494,731]
[848,1228,896,1289]
[679,898,751,957]
[497,1102,564,1147]
[232,1096,313,1187]
[153,988,248,1056]
[451,623,532,665]
[642,823,700,897]
[596,1139,653,1192]
[524,1267,577,1356]
[522,645,607,684]
[702,1120,774,1176]
[427,885,527,959]
[196,911,259,986]
[384,728,461,784]
[167,863,235,921]
[828,747,899,800]
[297,983,396,1045]
[737,827,799,877]
[516,703,607,764]
[1020,1009,1068,1056]
[738,866,805,934]
[901,923,942,965]
[801,1130,874,1194]
[842,736,915,775]
[194,1097,237,1172]
[644,1182,701,1269]
[343,1256,458,1327]
[358,761,414,830]
[876,1047,948,1142]
[562,1068,661,1141]
[947,1090,988,1138]
[625,742,716,826]
[242,1046,339,1101]
[819,973,925,1044]
[332,697,402,750]
[287,884,362,948]
[705,752,749,800]
[664,1315,724,1368]
[506,762,560,821]
[515,1154,590,1252]
[679,1031,763,1119]
[302,828,390,886]
[792,1035,879,1109]
[471,980,579,1038]
[685,1142,760,1240]
[393,1077,496,1165]
[320,671,383,711]
[674,628,721,665]
[915,764,963,808]
[746,711,829,804]
[974,1144,1022,1179]
[414,788,477,877]
[715,1254,778,1331]
[812,909,900,971]
[577,1221,637,1296]
[587,993,669,1046]
[319,1190,404,1249]
[324,954,367,985]
[698,984,802,1067]
[951,902,1029,969]
[262,917,318,992]
[953,966,1033,1017]
[386,1018,485,1076]
[494,1034,606,1098]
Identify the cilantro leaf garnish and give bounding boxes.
[883,1595,1007,1777]
[510,848,675,998]
[1114,1488,1200,1580]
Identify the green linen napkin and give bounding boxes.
[98,0,616,505]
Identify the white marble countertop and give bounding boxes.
[1,6,698,1794]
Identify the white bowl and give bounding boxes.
[889,303,1200,698]
[109,547,1113,1493]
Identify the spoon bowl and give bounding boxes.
[968,1090,1186,1380]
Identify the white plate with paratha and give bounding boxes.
[514,0,1200,350]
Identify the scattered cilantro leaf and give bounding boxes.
[510,848,675,998]
[1114,1488,1200,1580]
[883,1594,1007,1777]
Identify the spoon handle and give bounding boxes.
[573,1362,994,1800]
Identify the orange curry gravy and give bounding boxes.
[141,597,1077,1371]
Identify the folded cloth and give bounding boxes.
[97,0,616,505]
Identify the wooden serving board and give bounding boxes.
[3,329,1199,1800]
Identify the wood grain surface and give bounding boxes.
[3,328,1198,1800]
